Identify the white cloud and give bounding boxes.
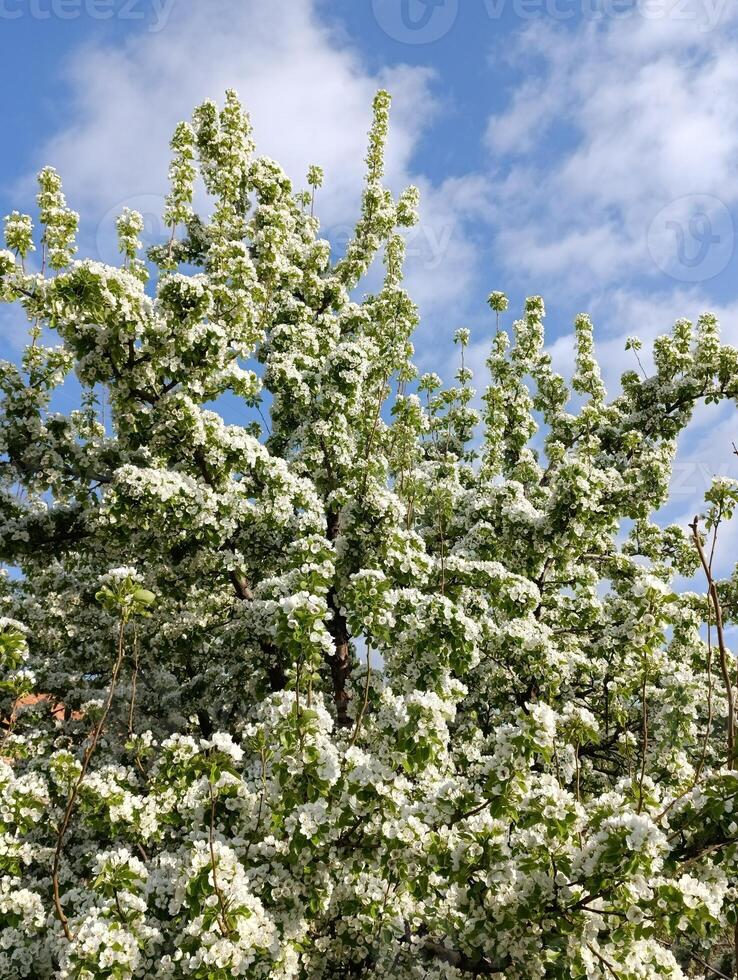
[405,175,492,311]
[485,3,738,293]
[34,2,398,231]
[9,0,488,328]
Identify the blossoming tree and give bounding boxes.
[1,90,738,979]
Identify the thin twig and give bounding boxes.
[207,776,232,938]
[349,650,373,747]
[637,667,649,813]
[586,943,622,978]
[52,615,129,940]
[127,622,139,739]
[690,516,735,769]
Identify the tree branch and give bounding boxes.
[421,939,510,976]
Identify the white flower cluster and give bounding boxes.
[0,88,737,978]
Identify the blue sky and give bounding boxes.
[1,0,737,561]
